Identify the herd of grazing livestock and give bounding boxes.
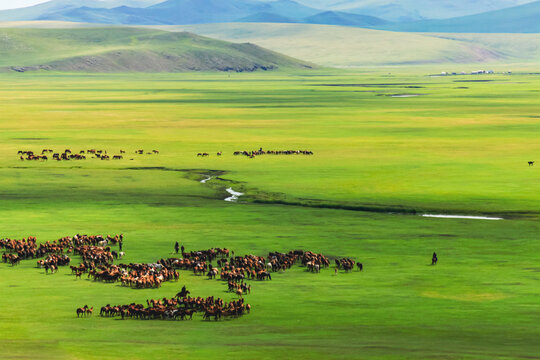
[17,149,159,161]
[233,149,314,157]
[0,234,124,272]
[96,294,250,321]
[197,148,314,158]
[1,233,363,322]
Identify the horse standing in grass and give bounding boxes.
[432,252,438,265]
[76,305,92,317]
[528,161,534,166]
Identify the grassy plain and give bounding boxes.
[0,70,539,359]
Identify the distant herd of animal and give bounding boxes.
[198,148,314,158]
[17,149,159,161]
[1,233,363,322]
[15,149,536,166]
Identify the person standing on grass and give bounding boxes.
[119,236,123,252]
[175,241,180,254]
[432,252,438,265]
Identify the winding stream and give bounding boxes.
[224,188,244,202]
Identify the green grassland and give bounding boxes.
[0,69,539,359]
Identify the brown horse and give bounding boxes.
[76,305,89,317]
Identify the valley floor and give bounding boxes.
[0,70,538,359]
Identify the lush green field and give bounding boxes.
[0,70,539,359]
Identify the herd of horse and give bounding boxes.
[95,292,251,321]
[197,149,314,158]
[0,234,123,270]
[233,149,314,157]
[17,149,159,161]
[1,233,364,322]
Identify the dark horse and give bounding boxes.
[528,161,535,167]
[432,252,438,265]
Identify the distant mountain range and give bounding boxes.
[0,0,390,26]
[376,0,540,33]
[290,0,535,21]
[0,0,538,33]
[0,0,162,21]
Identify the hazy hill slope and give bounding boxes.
[303,11,388,26]
[376,0,540,33]
[167,22,540,66]
[238,12,297,23]
[0,27,313,72]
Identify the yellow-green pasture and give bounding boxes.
[0,70,538,359]
[0,70,538,216]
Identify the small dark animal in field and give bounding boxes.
[152,150,159,154]
[120,150,125,154]
[528,161,534,166]
[432,252,438,265]
[197,153,209,157]
[113,155,123,160]
[217,152,222,156]
[357,263,363,271]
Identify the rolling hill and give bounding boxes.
[0,27,314,72]
[303,11,388,26]
[163,22,540,67]
[375,0,540,33]
[238,12,297,23]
